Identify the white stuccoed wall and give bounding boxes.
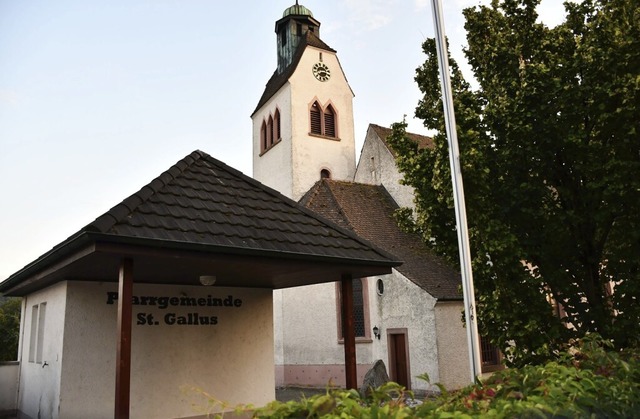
[274,281,374,388]
[434,300,470,390]
[375,270,440,392]
[17,281,67,419]
[354,126,416,211]
[288,47,355,200]
[252,83,294,198]
[253,47,356,201]
[16,281,274,419]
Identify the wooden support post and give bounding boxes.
[341,274,357,390]
[115,258,133,419]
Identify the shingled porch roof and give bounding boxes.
[0,151,401,296]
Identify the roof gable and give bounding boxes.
[369,124,434,158]
[302,179,461,300]
[252,31,336,116]
[86,151,384,260]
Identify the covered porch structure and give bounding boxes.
[0,151,400,418]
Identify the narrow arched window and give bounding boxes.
[320,169,331,179]
[324,105,336,138]
[352,278,365,337]
[260,121,268,153]
[337,278,369,340]
[310,102,322,135]
[274,109,281,141]
[267,115,274,147]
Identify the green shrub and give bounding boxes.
[235,334,640,418]
[0,297,21,362]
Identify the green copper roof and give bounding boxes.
[283,3,313,18]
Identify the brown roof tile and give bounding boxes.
[369,124,434,157]
[301,180,461,300]
[86,151,394,262]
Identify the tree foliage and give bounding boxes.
[387,0,640,366]
[0,297,21,362]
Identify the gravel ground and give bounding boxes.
[275,386,328,402]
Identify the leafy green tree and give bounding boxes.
[388,0,640,366]
[0,297,21,362]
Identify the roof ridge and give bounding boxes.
[83,150,205,233]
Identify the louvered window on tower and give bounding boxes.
[310,102,322,135]
[310,101,338,138]
[324,106,336,138]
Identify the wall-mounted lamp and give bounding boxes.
[199,275,217,286]
[373,325,381,340]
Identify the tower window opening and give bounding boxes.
[320,169,331,179]
[260,121,268,153]
[297,23,302,36]
[324,105,336,138]
[274,109,281,140]
[260,108,282,155]
[268,115,274,147]
[309,101,338,138]
[310,102,322,135]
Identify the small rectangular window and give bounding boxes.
[36,303,46,363]
[28,302,47,364]
[28,305,38,363]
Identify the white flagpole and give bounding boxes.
[430,0,482,382]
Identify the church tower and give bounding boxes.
[251,2,356,201]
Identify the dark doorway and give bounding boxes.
[387,329,410,389]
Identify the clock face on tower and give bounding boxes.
[312,62,331,82]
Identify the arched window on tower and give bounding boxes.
[324,105,336,138]
[259,108,282,155]
[260,121,268,153]
[274,109,281,141]
[267,115,274,147]
[309,101,338,138]
[320,169,331,179]
[310,101,322,135]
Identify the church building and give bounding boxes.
[252,3,483,392]
[0,3,497,418]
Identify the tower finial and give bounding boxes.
[295,0,299,5]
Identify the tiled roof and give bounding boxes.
[0,151,400,295]
[86,151,389,261]
[300,180,462,300]
[252,31,336,116]
[369,124,434,158]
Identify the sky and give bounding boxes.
[0,0,568,282]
